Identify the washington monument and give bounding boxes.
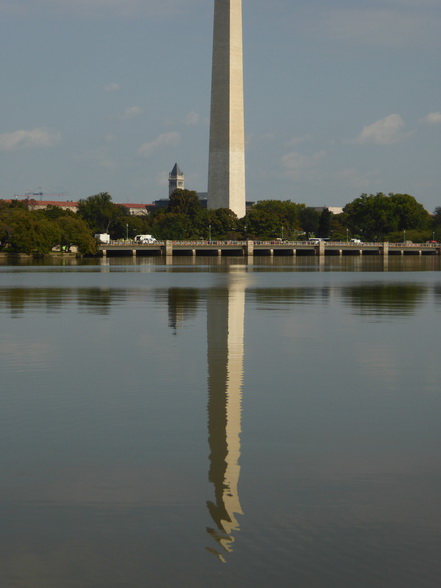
[207,0,246,218]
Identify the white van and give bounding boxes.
[134,234,156,244]
[94,233,110,244]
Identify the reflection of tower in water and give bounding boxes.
[206,281,245,561]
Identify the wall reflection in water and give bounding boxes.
[206,280,246,562]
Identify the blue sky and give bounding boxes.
[1,0,440,213]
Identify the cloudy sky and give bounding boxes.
[1,0,440,212]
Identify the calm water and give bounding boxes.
[1,255,441,587]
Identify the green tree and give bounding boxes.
[241,208,282,239]
[344,193,430,241]
[433,207,441,240]
[152,213,191,240]
[329,211,349,241]
[195,208,238,239]
[0,208,60,254]
[77,192,124,234]
[111,208,153,240]
[253,200,302,238]
[317,208,332,238]
[168,189,201,219]
[0,199,27,211]
[298,207,320,239]
[344,193,396,240]
[55,216,97,255]
[40,205,77,220]
[388,193,430,231]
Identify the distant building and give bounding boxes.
[153,199,171,210]
[313,206,344,215]
[2,199,79,213]
[0,199,150,216]
[118,203,149,216]
[168,163,185,196]
[1,190,254,217]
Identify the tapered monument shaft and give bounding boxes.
[208,0,246,218]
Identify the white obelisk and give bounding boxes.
[208,0,246,218]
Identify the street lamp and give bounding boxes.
[403,230,406,243]
[208,224,211,244]
[281,226,284,241]
[126,223,129,241]
[346,228,348,242]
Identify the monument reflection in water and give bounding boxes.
[206,277,246,561]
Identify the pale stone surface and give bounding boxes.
[208,0,246,218]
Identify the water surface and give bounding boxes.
[1,256,441,587]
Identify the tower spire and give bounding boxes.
[168,162,184,196]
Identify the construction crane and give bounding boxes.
[18,187,66,201]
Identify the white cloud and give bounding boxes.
[119,106,143,120]
[286,134,312,147]
[354,114,411,145]
[0,127,61,151]
[281,150,326,181]
[182,111,201,126]
[421,111,441,124]
[104,82,121,92]
[109,106,144,121]
[137,132,181,158]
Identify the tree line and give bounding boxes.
[1,191,440,255]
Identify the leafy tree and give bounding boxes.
[253,200,303,238]
[168,189,201,219]
[111,208,153,240]
[344,193,397,240]
[432,207,441,240]
[152,213,191,240]
[55,216,97,255]
[77,192,124,234]
[195,208,239,239]
[317,208,332,238]
[387,229,433,244]
[344,193,430,241]
[0,208,60,254]
[39,205,77,220]
[299,207,320,239]
[241,208,282,239]
[213,208,239,237]
[388,193,430,231]
[0,199,27,211]
[329,211,349,241]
